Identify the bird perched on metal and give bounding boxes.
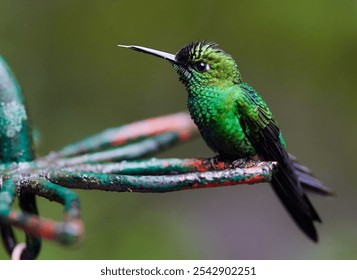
[119,41,331,242]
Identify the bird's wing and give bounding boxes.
[237,82,320,241]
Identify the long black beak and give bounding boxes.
[118,45,177,64]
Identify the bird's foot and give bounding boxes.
[207,155,266,170]
[232,155,264,169]
[232,157,254,168]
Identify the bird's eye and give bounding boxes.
[193,61,210,72]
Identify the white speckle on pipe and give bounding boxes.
[0,101,27,137]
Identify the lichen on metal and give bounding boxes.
[0,55,277,260]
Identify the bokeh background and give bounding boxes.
[1,0,356,259]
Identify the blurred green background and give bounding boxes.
[1,0,356,259]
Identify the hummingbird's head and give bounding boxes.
[174,41,242,89]
[119,41,242,90]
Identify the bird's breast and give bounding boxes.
[187,91,256,158]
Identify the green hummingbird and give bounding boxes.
[119,41,328,242]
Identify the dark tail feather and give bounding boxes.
[289,154,334,196]
[296,170,334,196]
[267,146,320,242]
[303,193,322,223]
[242,104,321,241]
[271,176,319,242]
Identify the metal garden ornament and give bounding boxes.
[0,54,330,260]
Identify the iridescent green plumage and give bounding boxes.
[119,41,327,242]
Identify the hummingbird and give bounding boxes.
[119,41,329,242]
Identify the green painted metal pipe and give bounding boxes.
[0,56,35,163]
[0,56,40,259]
